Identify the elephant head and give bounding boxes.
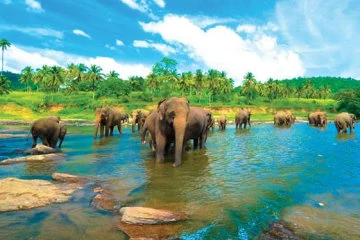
[131,110,141,133]
[349,113,356,129]
[157,97,190,167]
[317,112,327,127]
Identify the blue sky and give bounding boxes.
[0,0,359,86]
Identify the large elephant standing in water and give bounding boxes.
[235,109,251,129]
[30,116,67,148]
[274,110,295,126]
[334,112,356,133]
[185,107,209,149]
[94,107,125,138]
[308,111,327,127]
[155,97,190,167]
[131,109,150,133]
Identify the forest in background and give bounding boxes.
[1,57,360,120]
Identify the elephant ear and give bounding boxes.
[157,99,167,120]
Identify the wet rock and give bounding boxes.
[0,133,28,139]
[91,192,120,212]
[120,207,188,225]
[118,222,183,240]
[259,220,304,240]
[51,172,88,183]
[0,153,65,165]
[24,144,57,155]
[0,178,79,212]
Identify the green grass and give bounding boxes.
[0,91,340,122]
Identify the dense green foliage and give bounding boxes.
[335,88,360,117]
[1,56,360,118]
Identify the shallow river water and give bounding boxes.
[0,123,359,239]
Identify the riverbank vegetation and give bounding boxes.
[0,57,359,121]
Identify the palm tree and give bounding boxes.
[242,72,258,104]
[47,66,65,92]
[33,65,51,91]
[19,66,34,92]
[86,64,104,99]
[0,39,11,76]
[106,70,119,80]
[66,63,88,93]
[0,75,10,95]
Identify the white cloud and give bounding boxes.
[0,25,63,39]
[105,44,116,51]
[152,0,165,8]
[133,40,176,56]
[120,0,157,19]
[25,0,43,12]
[276,0,360,79]
[140,14,305,85]
[4,44,151,79]
[189,16,236,28]
[73,29,91,39]
[116,39,124,46]
[236,24,256,34]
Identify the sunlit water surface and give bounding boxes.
[0,123,360,239]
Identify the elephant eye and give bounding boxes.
[168,111,176,118]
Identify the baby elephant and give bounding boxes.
[30,116,67,148]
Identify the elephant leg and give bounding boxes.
[40,136,50,147]
[193,138,199,149]
[100,124,105,137]
[105,126,110,136]
[117,124,122,135]
[109,126,114,136]
[32,135,37,148]
[155,134,166,163]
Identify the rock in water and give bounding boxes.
[0,153,64,165]
[24,144,56,155]
[0,178,79,212]
[120,207,187,225]
[51,172,88,183]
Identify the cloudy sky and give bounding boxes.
[0,0,359,86]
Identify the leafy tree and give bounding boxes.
[335,88,360,117]
[0,39,11,76]
[241,72,259,104]
[96,77,131,99]
[19,66,34,92]
[33,65,51,91]
[65,63,88,93]
[129,76,145,91]
[0,75,10,95]
[47,66,65,92]
[194,69,205,102]
[85,64,104,99]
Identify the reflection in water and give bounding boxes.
[336,132,355,141]
[0,124,359,239]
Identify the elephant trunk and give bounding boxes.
[173,117,187,167]
[94,120,100,139]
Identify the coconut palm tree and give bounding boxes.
[86,64,104,99]
[0,75,10,95]
[0,39,11,76]
[106,70,119,80]
[242,72,258,104]
[47,66,65,92]
[33,65,51,91]
[19,66,34,92]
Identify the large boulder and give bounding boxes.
[120,207,187,225]
[0,153,65,165]
[0,178,79,212]
[118,222,183,240]
[91,188,120,212]
[51,172,89,183]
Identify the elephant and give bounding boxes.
[308,111,327,127]
[274,110,295,126]
[120,113,129,123]
[155,97,190,167]
[94,106,124,138]
[131,109,150,133]
[30,116,67,148]
[204,110,215,131]
[141,111,157,151]
[334,112,356,133]
[185,106,209,149]
[235,109,251,129]
[217,115,227,130]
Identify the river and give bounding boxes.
[0,123,359,239]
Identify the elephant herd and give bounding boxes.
[28,97,357,167]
